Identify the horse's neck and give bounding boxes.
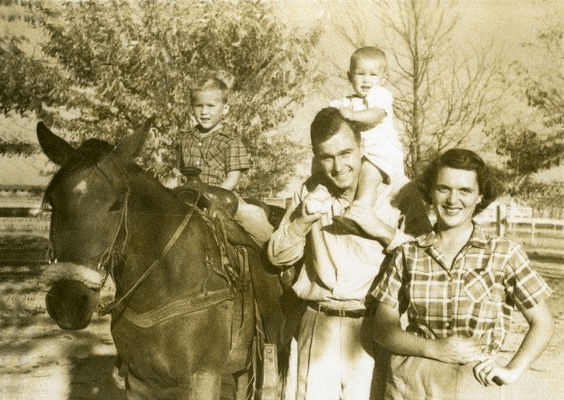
[117,175,225,307]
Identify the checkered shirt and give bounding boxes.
[371,223,552,353]
[178,126,250,186]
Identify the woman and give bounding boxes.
[371,149,554,399]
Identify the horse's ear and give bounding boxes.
[37,122,76,165]
[109,117,154,162]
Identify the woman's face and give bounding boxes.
[431,166,483,230]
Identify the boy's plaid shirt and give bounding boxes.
[178,126,250,186]
[372,223,552,353]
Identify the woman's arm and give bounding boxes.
[473,300,554,386]
[374,302,485,364]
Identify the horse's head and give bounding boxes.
[38,120,152,330]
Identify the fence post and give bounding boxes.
[496,204,507,237]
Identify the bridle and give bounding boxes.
[46,162,201,317]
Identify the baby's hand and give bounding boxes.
[338,107,354,121]
[329,99,343,108]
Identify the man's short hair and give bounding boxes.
[310,108,360,154]
[190,76,229,103]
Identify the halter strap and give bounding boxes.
[98,199,198,316]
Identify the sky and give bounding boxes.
[0,0,562,188]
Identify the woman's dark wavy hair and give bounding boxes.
[416,148,499,215]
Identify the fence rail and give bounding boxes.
[0,216,50,236]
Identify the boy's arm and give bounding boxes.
[220,170,241,191]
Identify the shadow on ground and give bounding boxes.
[68,355,126,400]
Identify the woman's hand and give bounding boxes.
[430,336,486,364]
[473,357,521,386]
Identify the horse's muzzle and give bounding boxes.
[46,279,100,330]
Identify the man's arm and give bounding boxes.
[268,188,323,266]
[220,170,241,191]
[472,300,554,386]
[345,202,413,252]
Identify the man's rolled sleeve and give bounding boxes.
[371,249,404,310]
[267,193,309,267]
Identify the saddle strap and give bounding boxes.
[113,288,233,328]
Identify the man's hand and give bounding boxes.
[303,185,332,216]
[344,203,395,241]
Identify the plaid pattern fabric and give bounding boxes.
[178,126,250,186]
[372,223,552,353]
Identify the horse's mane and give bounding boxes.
[43,139,115,207]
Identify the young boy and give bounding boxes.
[177,76,273,245]
[178,77,250,190]
[327,46,408,233]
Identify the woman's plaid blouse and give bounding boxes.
[372,223,552,353]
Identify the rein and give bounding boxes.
[98,190,200,316]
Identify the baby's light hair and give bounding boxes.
[190,76,229,103]
[350,46,387,72]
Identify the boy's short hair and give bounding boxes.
[310,107,361,154]
[350,46,387,71]
[190,76,229,103]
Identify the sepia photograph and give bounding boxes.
[1,0,563,399]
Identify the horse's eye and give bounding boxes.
[109,199,124,211]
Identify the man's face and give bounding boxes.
[314,124,362,194]
[190,89,228,132]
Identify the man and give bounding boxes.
[268,107,416,400]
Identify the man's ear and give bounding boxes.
[347,70,353,82]
[222,104,230,116]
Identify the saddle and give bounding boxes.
[173,167,239,217]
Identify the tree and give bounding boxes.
[490,20,564,199]
[2,0,322,196]
[0,2,64,155]
[329,0,502,176]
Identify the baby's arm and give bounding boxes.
[340,106,386,130]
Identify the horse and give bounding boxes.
[38,120,297,400]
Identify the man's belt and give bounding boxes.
[306,301,366,318]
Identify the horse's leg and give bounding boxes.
[183,370,222,400]
[235,371,251,400]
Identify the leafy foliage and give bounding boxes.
[491,21,564,196]
[0,33,62,118]
[4,0,322,196]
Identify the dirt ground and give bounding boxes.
[1,258,563,399]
